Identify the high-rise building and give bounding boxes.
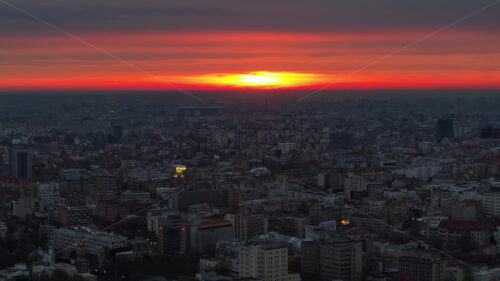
[38,182,61,211]
[147,207,179,236]
[301,235,363,281]
[95,192,119,223]
[9,148,32,179]
[237,243,293,281]
[398,249,445,281]
[481,125,500,139]
[480,185,500,217]
[111,123,124,144]
[158,214,186,255]
[436,119,454,142]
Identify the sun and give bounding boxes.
[151,71,335,89]
[235,72,283,86]
[190,71,331,89]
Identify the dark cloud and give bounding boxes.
[0,0,499,36]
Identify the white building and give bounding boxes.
[52,227,127,255]
[278,142,298,155]
[394,165,442,179]
[305,220,337,240]
[237,243,298,281]
[344,176,367,200]
[38,182,63,211]
[480,189,500,217]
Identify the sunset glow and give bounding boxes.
[1,31,500,91]
[174,71,333,89]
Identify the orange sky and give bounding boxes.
[2,30,500,90]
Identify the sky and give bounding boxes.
[1,0,500,91]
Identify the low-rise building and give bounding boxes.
[398,249,445,281]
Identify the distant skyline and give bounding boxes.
[1,0,500,90]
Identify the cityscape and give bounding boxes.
[1,0,500,281]
[0,92,500,281]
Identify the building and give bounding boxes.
[481,125,500,139]
[329,132,355,150]
[147,207,179,236]
[398,249,445,281]
[278,142,298,155]
[268,213,309,238]
[38,182,62,211]
[127,239,149,262]
[0,263,29,281]
[199,258,224,272]
[344,176,367,201]
[158,214,186,255]
[197,272,264,281]
[175,190,228,211]
[92,170,117,192]
[394,165,442,179]
[187,218,233,256]
[9,147,32,179]
[178,106,223,123]
[52,227,127,257]
[95,192,119,222]
[270,184,333,203]
[436,119,454,142]
[301,235,363,281]
[225,213,269,241]
[120,191,151,204]
[304,221,337,241]
[480,186,500,217]
[437,219,491,247]
[111,123,125,144]
[31,263,97,281]
[227,188,262,209]
[58,206,93,226]
[238,243,295,281]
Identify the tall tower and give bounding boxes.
[158,214,185,255]
[436,119,454,142]
[9,147,33,179]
